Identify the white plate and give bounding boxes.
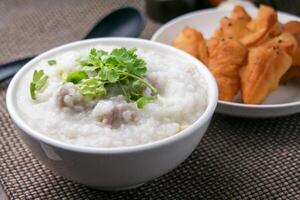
[151,6,300,118]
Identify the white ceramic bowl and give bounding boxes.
[151,7,300,118]
[6,38,218,191]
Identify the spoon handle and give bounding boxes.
[0,58,31,82]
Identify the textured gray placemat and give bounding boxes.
[1,0,300,199]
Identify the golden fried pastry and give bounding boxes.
[173,27,209,64]
[197,34,209,65]
[207,37,247,101]
[272,32,298,56]
[281,21,300,81]
[253,21,283,46]
[172,27,199,57]
[214,5,251,40]
[214,5,280,48]
[283,21,300,65]
[230,5,252,21]
[241,5,279,47]
[240,32,297,104]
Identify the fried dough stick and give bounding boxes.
[173,27,209,64]
[214,5,251,40]
[215,5,281,48]
[281,21,300,82]
[240,32,297,104]
[207,37,247,101]
[242,5,280,47]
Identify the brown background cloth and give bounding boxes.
[1,0,300,199]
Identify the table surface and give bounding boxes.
[1,0,300,199]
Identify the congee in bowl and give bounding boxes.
[7,38,217,190]
[16,42,207,148]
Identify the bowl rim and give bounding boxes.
[6,37,218,154]
[151,7,300,110]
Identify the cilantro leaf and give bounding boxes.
[136,96,157,109]
[79,78,106,98]
[109,48,146,76]
[99,66,119,83]
[30,82,36,100]
[48,60,57,66]
[66,70,88,84]
[30,70,48,100]
[132,80,146,93]
[33,70,44,82]
[87,48,106,67]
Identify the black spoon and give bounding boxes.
[0,7,145,82]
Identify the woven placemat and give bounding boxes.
[1,0,300,199]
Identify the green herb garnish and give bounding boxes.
[30,70,48,100]
[48,60,57,66]
[136,96,157,109]
[66,47,158,108]
[66,70,88,84]
[79,77,107,98]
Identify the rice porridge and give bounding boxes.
[16,45,207,148]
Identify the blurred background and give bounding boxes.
[146,0,300,22]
